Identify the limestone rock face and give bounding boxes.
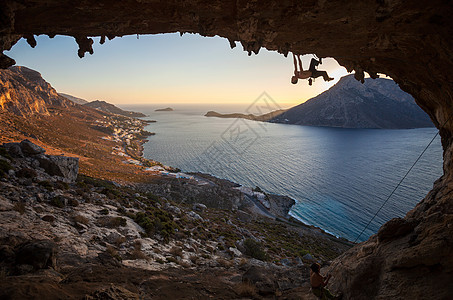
[0,66,73,116]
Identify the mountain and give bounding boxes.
[271,75,434,129]
[59,93,89,105]
[0,66,73,116]
[83,100,146,118]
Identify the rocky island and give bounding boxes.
[155,107,174,112]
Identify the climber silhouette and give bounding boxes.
[291,54,334,85]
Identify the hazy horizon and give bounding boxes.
[6,33,350,106]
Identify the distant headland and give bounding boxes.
[204,109,286,121]
[155,107,174,112]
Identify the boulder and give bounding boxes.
[229,247,242,257]
[193,203,207,212]
[38,155,79,182]
[187,211,203,221]
[236,210,252,223]
[377,217,415,242]
[242,265,277,296]
[302,253,314,261]
[15,240,57,271]
[3,143,24,158]
[20,140,45,155]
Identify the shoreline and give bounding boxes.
[133,129,352,243]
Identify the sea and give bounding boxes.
[123,103,443,242]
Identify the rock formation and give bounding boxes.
[0,1,452,297]
[271,75,433,128]
[2,139,79,182]
[0,66,73,116]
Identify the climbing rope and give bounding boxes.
[353,113,453,243]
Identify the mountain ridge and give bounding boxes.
[0,66,73,116]
[84,100,146,118]
[59,93,89,105]
[271,75,434,129]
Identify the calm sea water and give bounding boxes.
[125,104,443,242]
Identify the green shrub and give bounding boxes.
[50,196,65,208]
[77,174,116,189]
[68,198,79,207]
[134,208,178,241]
[16,168,37,178]
[13,202,26,214]
[73,214,89,225]
[244,239,268,261]
[253,186,264,193]
[0,160,12,178]
[166,257,178,263]
[38,180,54,191]
[54,181,69,190]
[0,148,12,160]
[156,258,165,264]
[97,216,127,228]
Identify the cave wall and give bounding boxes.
[1,0,452,298]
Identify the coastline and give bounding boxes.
[130,122,353,244]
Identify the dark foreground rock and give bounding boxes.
[1,140,79,182]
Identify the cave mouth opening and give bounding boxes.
[4,32,442,243]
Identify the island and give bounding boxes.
[204,109,286,121]
[155,107,174,112]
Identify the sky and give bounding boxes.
[6,33,350,108]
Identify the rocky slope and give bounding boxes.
[271,75,433,129]
[84,100,146,118]
[0,140,351,299]
[0,66,155,182]
[59,93,89,105]
[0,66,73,116]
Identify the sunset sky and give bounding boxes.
[6,33,350,108]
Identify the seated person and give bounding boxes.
[310,263,342,299]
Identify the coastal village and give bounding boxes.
[94,112,278,214]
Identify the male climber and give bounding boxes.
[291,53,334,85]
